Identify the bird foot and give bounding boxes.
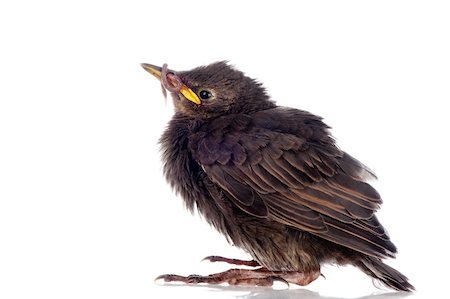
[156,268,287,286]
[202,255,260,267]
[155,268,320,287]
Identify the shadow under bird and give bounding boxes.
[141,61,414,292]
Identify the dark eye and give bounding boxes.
[198,89,212,100]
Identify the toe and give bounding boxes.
[155,274,186,283]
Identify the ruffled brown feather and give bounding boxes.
[191,108,396,259]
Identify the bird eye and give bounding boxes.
[198,89,213,100]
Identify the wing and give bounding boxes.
[191,110,396,259]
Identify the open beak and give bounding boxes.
[141,63,201,105]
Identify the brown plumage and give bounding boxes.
[142,61,414,291]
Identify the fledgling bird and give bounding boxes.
[141,61,414,291]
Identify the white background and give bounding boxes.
[1,1,449,299]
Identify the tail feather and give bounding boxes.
[357,256,415,292]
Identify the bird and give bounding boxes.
[141,61,414,291]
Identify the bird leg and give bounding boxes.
[277,271,321,286]
[156,268,320,287]
[156,268,286,286]
[202,255,260,267]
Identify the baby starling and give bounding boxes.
[141,61,414,291]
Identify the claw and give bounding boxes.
[155,274,186,284]
[201,255,217,262]
[271,276,290,287]
[154,274,167,282]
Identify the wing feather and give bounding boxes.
[193,112,396,259]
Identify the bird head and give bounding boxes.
[141,61,274,118]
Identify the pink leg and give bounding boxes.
[156,268,320,287]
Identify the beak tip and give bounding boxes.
[141,63,163,78]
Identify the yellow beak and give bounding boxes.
[141,63,201,105]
